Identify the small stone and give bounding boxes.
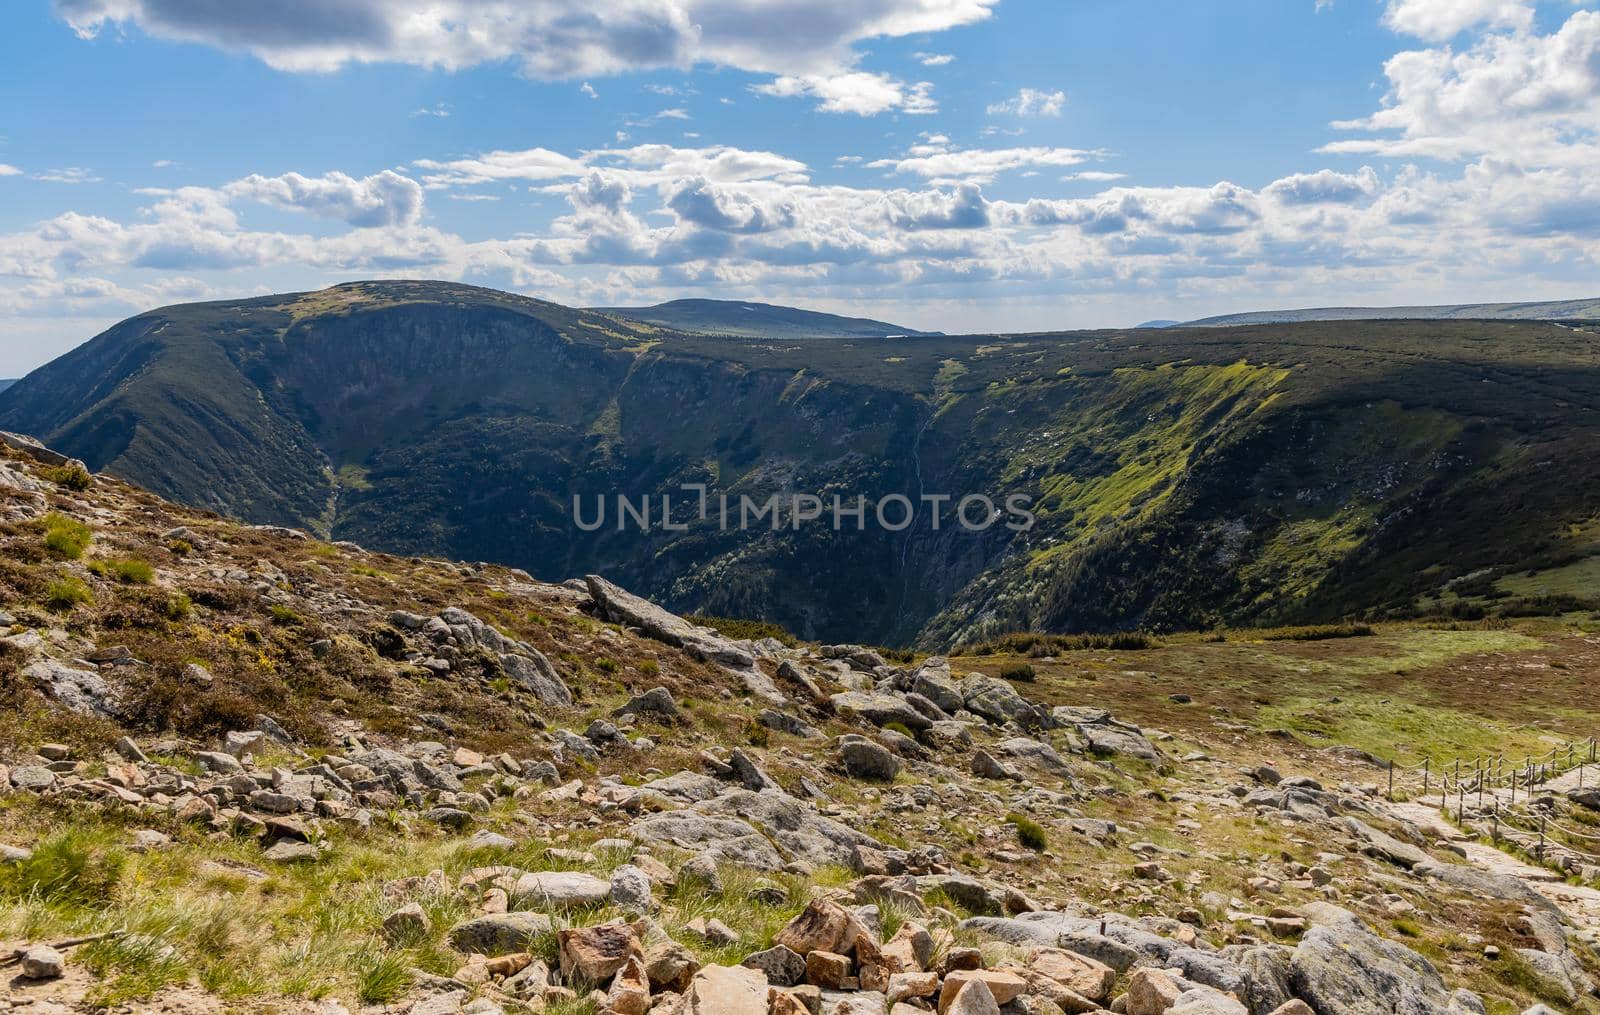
[21,945,65,980]
[383,902,432,943]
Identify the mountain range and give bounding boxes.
[1145,296,1600,328]
[3,279,1597,648]
[593,298,936,339]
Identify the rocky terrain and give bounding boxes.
[2,434,1599,1014]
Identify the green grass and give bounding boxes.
[42,463,93,490]
[684,614,799,647]
[44,576,94,610]
[88,557,155,584]
[40,512,92,559]
[1005,813,1049,851]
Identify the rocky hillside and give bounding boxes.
[2,435,1599,1014]
[4,281,1600,650]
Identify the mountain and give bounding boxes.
[0,379,14,394]
[594,297,936,338]
[4,278,1599,648]
[1186,296,1600,327]
[1133,319,1183,329]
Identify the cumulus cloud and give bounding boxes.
[224,170,424,227]
[1264,167,1381,205]
[987,87,1066,117]
[755,72,936,115]
[869,143,1095,182]
[53,0,996,115]
[1382,0,1532,41]
[0,164,21,177]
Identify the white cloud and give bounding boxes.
[581,82,598,99]
[869,144,1095,182]
[224,170,424,228]
[1382,0,1533,41]
[411,103,451,118]
[914,51,954,66]
[1263,167,1381,205]
[755,72,937,115]
[0,164,21,177]
[987,87,1066,118]
[34,167,101,184]
[54,0,997,115]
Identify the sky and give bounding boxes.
[1,0,1599,374]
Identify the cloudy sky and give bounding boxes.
[1,0,1599,374]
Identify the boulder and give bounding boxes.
[23,659,121,718]
[832,692,933,733]
[776,898,868,956]
[942,977,1001,1015]
[680,964,770,1015]
[1289,905,1454,1015]
[20,944,65,980]
[959,676,1050,729]
[512,871,612,909]
[449,913,556,956]
[558,922,642,983]
[841,739,900,782]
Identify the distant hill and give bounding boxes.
[595,298,936,338]
[0,380,13,394]
[1186,297,1600,327]
[1134,320,1183,329]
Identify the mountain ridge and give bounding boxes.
[5,279,1599,649]
[593,297,937,338]
[1169,295,1600,327]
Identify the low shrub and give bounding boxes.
[999,662,1036,683]
[42,463,93,491]
[1259,623,1374,642]
[89,558,155,584]
[45,576,94,610]
[1005,813,1048,851]
[685,614,799,647]
[40,512,92,559]
[966,630,1157,655]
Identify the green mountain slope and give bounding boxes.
[1185,296,1600,327]
[594,297,935,338]
[4,279,1599,648]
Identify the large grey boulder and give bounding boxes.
[24,659,121,717]
[959,676,1050,729]
[628,810,789,870]
[437,606,571,706]
[512,871,612,909]
[1289,905,1456,1014]
[585,575,785,704]
[1343,818,1428,870]
[839,739,900,782]
[910,658,964,713]
[449,912,555,955]
[831,691,933,732]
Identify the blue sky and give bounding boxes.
[2,0,1598,374]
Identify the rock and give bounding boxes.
[1126,968,1184,1015]
[841,739,900,781]
[730,748,782,792]
[1169,989,1248,1015]
[0,431,79,467]
[679,963,770,1015]
[1079,724,1161,763]
[939,970,1025,1011]
[614,686,683,723]
[438,606,572,705]
[960,675,1050,729]
[20,944,65,980]
[23,659,121,717]
[224,729,267,757]
[744,944,808,987]
[1289,905,1454,1014]
[832,691,934,732]
[942,977,1001,1015]
[610,864,654,911]
[425,807,474,830]
[383,902,432,943]
[10,765,56,792]
[971,750,1021,781]
[887,970,941,1004]
[513,870,612,909]
[805,950,853,989]
[1343,818,1428,869]
[262,841,320,863]
[606,954,652,1015]
[761,709,823,739]
[776,898,868,956]
[559,923,643,983]
[468,830,518,851]
[910,658,964,713]
[449,912,556,956]
[1,843,34,862]
[645,939,701,992]
[1027,947,1115,1002]
[1267,1002,1316,1015]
